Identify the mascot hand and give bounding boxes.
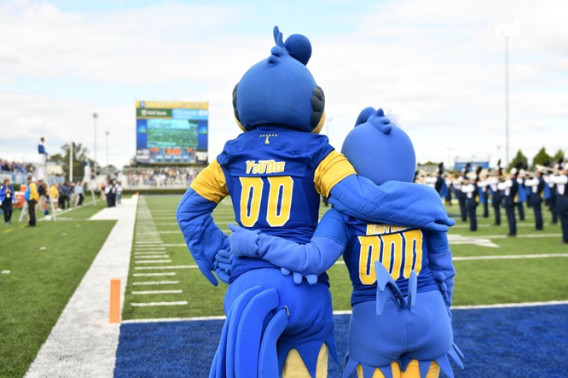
[213,249,232,284]
[228,223,260,257]
[280,267,317,285]
[432,271,451,308]
[367,108,392,135]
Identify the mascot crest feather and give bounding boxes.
[233,26,325,133]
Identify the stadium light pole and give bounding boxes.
[93,113,98,179]
[492,20,521,166]
[105,130,109,170]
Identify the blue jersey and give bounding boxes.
[340,215,439,306]
[191,126,355,282]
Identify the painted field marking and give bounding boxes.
[134,255,169,259]
[109,278,121,324]
[453,253,568,261]
[131,301,188,307]
[121,300,568,323]
[132,290,183,295]
[135,265,198,270]
[448,235,499,248]
[133,281,180,286]
[1,270,11,274]
[159,231,182,234]
[133,272,176,277]
[487,233,561,239]
[135,260,172,264]
[451,222,555,229]
[160,244,187,247]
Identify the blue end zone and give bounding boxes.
[115,305,568,377]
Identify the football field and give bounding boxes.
[1,194,567,377]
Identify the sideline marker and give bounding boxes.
[109,278,121,324]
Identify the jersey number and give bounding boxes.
[239,176,294,227]
[358,229,423,284]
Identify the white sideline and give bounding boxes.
[25,196,138,378]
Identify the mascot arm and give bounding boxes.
[229,209,348,275]
[329,175,455,232]
[176,160,230,286]
[426,231,456,308]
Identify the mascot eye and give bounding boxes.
[232,84,240,122]
[311,86,325,129]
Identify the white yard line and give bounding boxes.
[453,253,568,261]
[25,196,138,378]
[132,290,183,295]
[135,265,198,270]
[121,300,568,323]
[134,255,169,258]
[131,301,188,307]
[133,272,176,277]
[135,260,172,264]
[133,281,180,286]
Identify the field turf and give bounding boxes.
[2,194,567,377]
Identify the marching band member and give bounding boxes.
[549,162,568,244]
[524,169,545,230]
[462,170,480,231]
[498,168,519,237]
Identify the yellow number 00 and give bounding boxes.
[239,176,294,227]
[358,229,423,284]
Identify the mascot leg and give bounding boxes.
[400,360,439,378]
[282,344,329,378]
[355,362,401,378]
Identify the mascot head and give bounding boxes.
[233,26,325,133]
[341,108,416,186]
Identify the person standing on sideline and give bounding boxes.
[24,175,39,226]
[0,178,14,223]
[550,162,568,244]
[37,137,48,180]
[75,181,84,206]
[525,170,545,230]
[499,168,519,237]
[50,182,59,210]
[116,181,123,205]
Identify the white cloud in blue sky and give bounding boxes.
[0,0,566,168]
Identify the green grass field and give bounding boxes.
[1,194,567,377]
[0,200,114,377]
[122,196,568,319]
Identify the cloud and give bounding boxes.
[0,0,566,168]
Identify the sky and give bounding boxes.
[0,0,567,169]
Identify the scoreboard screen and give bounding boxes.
[136,100,208,164]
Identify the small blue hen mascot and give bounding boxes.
[176,27,455,378]
[228,109,464,378]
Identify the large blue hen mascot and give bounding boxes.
[227,109,464,378]
[176,27,454,377]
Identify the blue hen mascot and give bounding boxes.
[228,108,464,378]
[176,27,455,378]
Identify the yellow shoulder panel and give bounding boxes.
[190,159,228,203]
[314,150,356,197]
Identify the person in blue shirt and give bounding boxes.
[177,27,454,377]
[227,108,463,378]
[0,178,15,223]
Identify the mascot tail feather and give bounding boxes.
[210,284,288,378]
[259,308,289,377]
[210,285,265,378]
[233,288,280,376]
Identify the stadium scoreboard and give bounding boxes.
[136,100,208,164]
